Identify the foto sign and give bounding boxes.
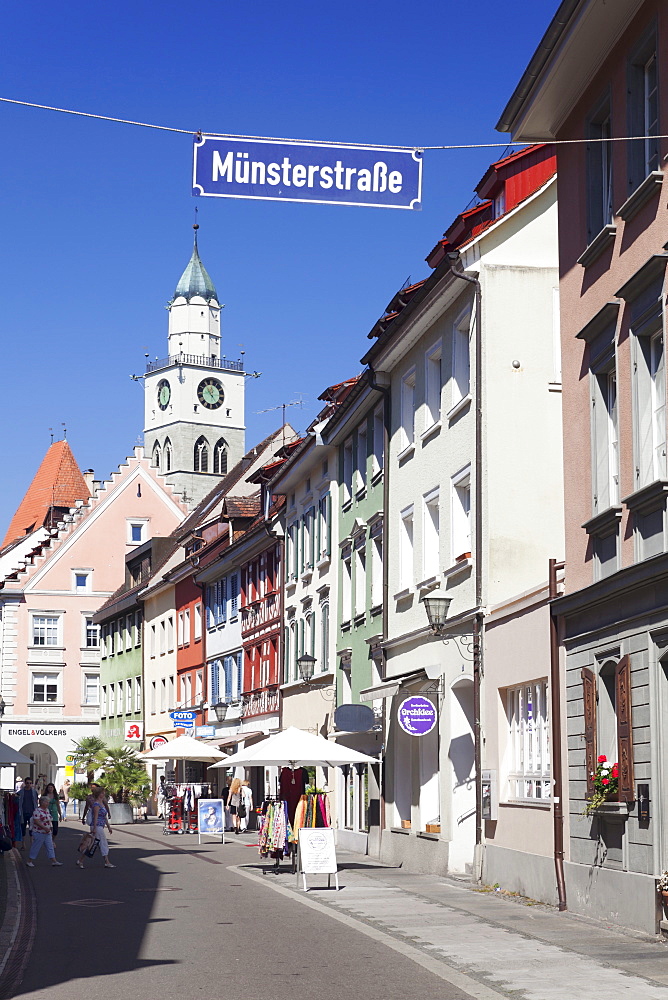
[397,696,437,737]
[193,136,422,210]
[169,711,196,728]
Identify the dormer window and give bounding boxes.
[493,190,505,218]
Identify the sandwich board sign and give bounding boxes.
[297,827,339,891]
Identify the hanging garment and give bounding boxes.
[279,767,307,824]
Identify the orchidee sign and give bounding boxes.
[193,136,422,210]
[397,696,437,737]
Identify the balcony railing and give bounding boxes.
[146,353,245,374]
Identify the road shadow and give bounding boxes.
[13,825,179,997]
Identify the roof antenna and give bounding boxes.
[61,422,67,441]
[49,427,54,445]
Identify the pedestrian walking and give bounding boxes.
[59,779,71,821]
[35,774,46,795]
[228,777,242,834]
[17,778,38,849]
[77,788,115,869]
[156,775,166,819]
[81,783,102,829]
[26,797,62,867]
[240,780,253,832]
[44,783,61,849]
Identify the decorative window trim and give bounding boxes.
[577,225,616,268]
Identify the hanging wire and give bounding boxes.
[0,95,666,152]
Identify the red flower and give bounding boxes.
[597,755,607,763]
[611,767,619,777]
[601,778,609,785]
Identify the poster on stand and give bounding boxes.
[197,799,226,844]
[297,828,339,890]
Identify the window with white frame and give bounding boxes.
[287,522,299,580]
[150,680,156,714]
[633,322,667,489]
[110,682,117,715]
[399,506,414,590]
[451,469,471,562]
[371,531,383,609]
[160,678,167,713]
[158,619,165,655]
[354,540,366,617]
[125,614,133,652]
[195,669,203,704]
[400,369,416,450]
[135,611,142,647]
[32,615,60,647]
[452,309,471,407]
[628,27,659,190]
[82,672,98,705]
[118,681,125,715]
[194,603,202,640]
[343,438,354,502]
[126,678,132,713]
[85,618,100,649]
[167,616,174,651]
[506,681,551,800]
[74,571,90,593]
[320,602,329,672]
[650,331,666,480]
[342,547,352,624]
[101,685,107,717]
[31,671,59,703]
[372,404,384,476]
[135,676,142,713]
[177,611,184,647]
[317,493,331,561]
[169,674,175,709]
[260,640,271,687]
[591,365,619,513]
[127,519,148,545]
[356,423,367,492]
[423,488,440,580]
[425,341,443,429]
[183,608,190,645]
[303,507,315,571]
[150,623,156,658]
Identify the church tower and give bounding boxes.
[144,227,246,507]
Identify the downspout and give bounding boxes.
[366,364,390,838]
[549,557,567,910]
[447,253,484,874]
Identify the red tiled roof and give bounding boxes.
[2,441,90,548]
[223,495,261,519]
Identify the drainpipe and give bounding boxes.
[365,364,390,838]
[549,557,567,911]
[447,253,484,874]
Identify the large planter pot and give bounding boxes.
[108,803,134,825]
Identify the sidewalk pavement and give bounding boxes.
[5,818,668,1000]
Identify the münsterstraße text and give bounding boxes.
[193,136,422,209]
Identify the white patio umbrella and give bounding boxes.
[0,741,33,766]
[208,726,377,769]
[143,733,228,765]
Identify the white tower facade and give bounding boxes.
[144,230,246,506]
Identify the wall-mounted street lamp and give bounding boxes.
[421,590,453,634]
[213,701,229,723]
[297,653,317,683]
[420,589,475,659]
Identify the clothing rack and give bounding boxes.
[258,798,297,873]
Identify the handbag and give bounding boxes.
[78,831,94,854]
[84,837,101,858]
[237,800,247,820]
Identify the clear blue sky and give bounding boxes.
[0,0,555,531]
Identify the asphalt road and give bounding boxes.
[15,822,476,1000]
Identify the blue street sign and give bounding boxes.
[193,136,422,210]
[169,710,197,727]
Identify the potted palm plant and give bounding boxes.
[100,748,151,824]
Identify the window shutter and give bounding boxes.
[206,588,212,630]
[211,661,220,705]
[582,667,597,796]
[615,654,635,802]
[221,577,228,622]
[236,650,243,700]
[224,657,233,703]
[230,574,238,616]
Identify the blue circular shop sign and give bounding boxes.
[397,696,437,736]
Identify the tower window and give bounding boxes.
[163,438,172,473]
[214,439,228,476]
[152,443,161,469]
[194,436,209,473]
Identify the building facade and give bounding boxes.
[499,0,668,934]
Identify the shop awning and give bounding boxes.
[201,731,264,749]
[359,681,400,702]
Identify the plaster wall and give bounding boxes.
[143,585,178,741]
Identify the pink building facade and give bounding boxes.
[499,0,668,934]
[0,446,187,787]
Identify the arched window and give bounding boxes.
[213,438,228,475]
[163,438,172,473]
[152,443,161,469]
[194,436,209,473]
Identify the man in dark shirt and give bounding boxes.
[17,778,38,848]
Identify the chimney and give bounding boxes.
[83,470,96,495]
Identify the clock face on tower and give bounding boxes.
[197,377,224,409]
[157,379,171,410]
